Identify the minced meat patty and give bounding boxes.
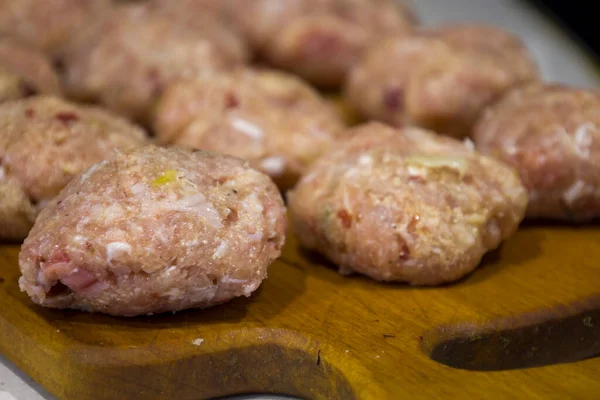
[473,84,600,221]
[19,145,286,316]
[346,24,539,138]
[0,96,147,240]
[154,68,346,190]
[288,122,527,285]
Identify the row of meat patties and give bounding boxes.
[0,0,598,317]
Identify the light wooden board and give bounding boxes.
[1,220,600,399]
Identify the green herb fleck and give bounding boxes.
[151,170,178,187]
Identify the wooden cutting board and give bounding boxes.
[1,219,600,400]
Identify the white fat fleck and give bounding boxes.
[231,117,264,140]
[127,221,144,235]
[301,170,317,183]
[212,241,229,259]
[402,259,418,268]
[396,221,412,242]
[343,167,359,179]
[563,180,588,205]
[174,194,224,229]
[431,247,442,255]
[463,138,475,151]
[242,281,260,296]
[103,204,124,223]
[220,277,248,284]
[164,265,177,277]
[248,232,263,242]
[79,161,105,182]
[358,154,373,165]
[407,165,427,177]
[155,228,170,244]
[164,287,182,299]
[130,183,147,195]
[342,188,352,211]
[260,156,286,177]
[186,239,199,247]
[405,156,468,177]
[37,270,50,286]
[574,123,594,158]
[192,338,204,346]
[242,193,264,214]
[90,204,104,217]
[0,165,5,180]
[106,242,132,262]
[72,235,86,244]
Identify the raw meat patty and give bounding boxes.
[288,122,527,285]
[0,0,112,57]
[226,0,416,87]
[63,3,248,124]
[0,37,61,96]
[0,96,146,240]
[154,68,346,189]
[19,145,287,316]
[473,84,600,221]
[346,24,539,138]
[149,0,248,63]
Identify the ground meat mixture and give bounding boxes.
[473,84,600,221]
[288,122,527,285]
[226,0,416,87]
[0,0,112,57]
[19,145,286,316]
[154,68,346,189]
[0,37,61,96]
[346,24,539,138]
[62,3,248,124]
[0,96,147,240]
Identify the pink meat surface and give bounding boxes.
[19,145,286,316]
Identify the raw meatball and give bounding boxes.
[288,122,527,285]
[19,145,286,316]
[227,0,416,87]
[473,84,600,221]
[346,24,539,138]
[0,0,112,57]
[154,68,346,189]
[0,37,61,96]
[63,3,248,124]
[0,96,147,240]
[149,0,248,63]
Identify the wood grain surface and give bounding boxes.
[1,219,600,399]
